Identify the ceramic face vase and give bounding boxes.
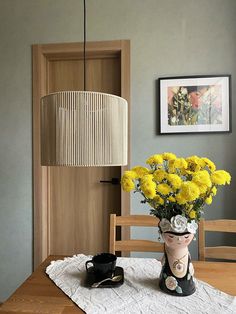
[159,232,196,296]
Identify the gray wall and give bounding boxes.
[0,0,235,302]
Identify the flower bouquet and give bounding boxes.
[121,152,231,296]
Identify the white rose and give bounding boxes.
[170,215,188,233]
[159,218,171,233]
[187,220,198,234]
[165,276,178,291]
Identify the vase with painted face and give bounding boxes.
[158,215,197,296]
[120,153,231,295]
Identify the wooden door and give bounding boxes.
[33,41,130,268]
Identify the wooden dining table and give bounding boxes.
[0,255,235,313]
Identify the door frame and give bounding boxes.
[32,40,131,269]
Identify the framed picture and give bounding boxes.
[159,75,231,134]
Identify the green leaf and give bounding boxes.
[163,273,167,279]
[187,273,191,280]
[175,286,183,294]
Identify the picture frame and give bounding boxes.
[159,75,231,134]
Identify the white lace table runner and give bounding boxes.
[46,254,236,314]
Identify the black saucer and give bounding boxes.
[84,266,124,288]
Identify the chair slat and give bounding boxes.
[109,214,116,254]
[109,214,163,254]
[198,219,205,261]
[116,215,159,226]
[115,240,164,252]
[204,220,236,233]
[205,246,236,260]
[198,219,236,261]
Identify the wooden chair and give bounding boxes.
[109,214,164,254]
[198,219,236,261]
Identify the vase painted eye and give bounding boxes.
[168,235,174,239]
[184,235,190,239]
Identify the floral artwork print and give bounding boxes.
[168,85,222,126]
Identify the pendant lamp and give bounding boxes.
[40,0,128,167]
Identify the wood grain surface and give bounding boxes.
[1,255,235,313]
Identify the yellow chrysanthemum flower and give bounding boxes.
[192,170,212,187]
[146,154,163,165]
[186,204,194,212]
[173,158,188,170]
[167,174,182,190]
[162,152,177,161]
[123,170,138,180]
[178,181,200,202]
[205,196,212,205]
[140,174,154,183]
[156,183,171,195]
[140,175,156,199]
[186,155,205,172]
[142,187,156,199]
[141,181,155,191]
[167,161,176,174]
[121,176,135,192]
[197,184,208,194]
[186,155,204,165]
[189,210,197,219]
[175,194,188,205]
[211,170,231,185]
[167,196,176,202]
[211,186,217,196]
[131,166,149,178]
[153,195,164,205]
[202,157,216,172]
[192,170,212,195]
[141,183,156,199]
[153,169,167,182]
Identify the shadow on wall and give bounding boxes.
[155,79,161,135]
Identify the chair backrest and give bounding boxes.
[109,214,164,254]
[198,219,236,261]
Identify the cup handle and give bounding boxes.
[85,260,93,272]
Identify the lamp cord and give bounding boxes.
[83,0,86,91]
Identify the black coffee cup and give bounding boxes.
[85,253,117,276]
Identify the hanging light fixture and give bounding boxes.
[40,0,128,166]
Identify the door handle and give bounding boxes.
[100,177,120,185]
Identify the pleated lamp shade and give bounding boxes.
[41,91,128,166]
